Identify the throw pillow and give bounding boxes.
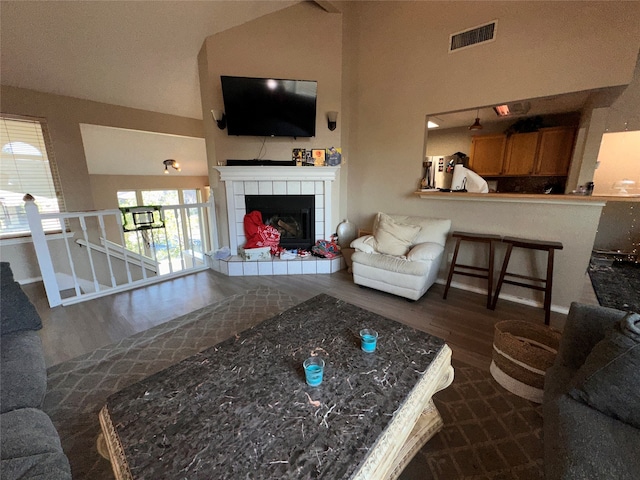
[568,312,640,429]
[374,213,420,257]
[1,282,43,335]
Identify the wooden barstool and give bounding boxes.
[443,231,502,309]
[491,236,564,325]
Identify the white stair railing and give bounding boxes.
[24,195,217,307]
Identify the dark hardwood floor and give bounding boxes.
[23,269,598,370]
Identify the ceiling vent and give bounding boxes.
[449,20,498,53]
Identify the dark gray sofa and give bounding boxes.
[0,262,71,479]
[543,302,640,479]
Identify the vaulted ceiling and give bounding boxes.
[0,1,298,119]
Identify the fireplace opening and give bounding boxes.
[245,195,315,250]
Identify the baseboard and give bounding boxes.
[435,278,570,315]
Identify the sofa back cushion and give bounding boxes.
[374,213,421,256]
[374,213,451,247]
[1,263,42,336]
[568,312,640,429]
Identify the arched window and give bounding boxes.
[0,116,65,236]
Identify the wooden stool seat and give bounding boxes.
[492,236,564,325]
[443,231,502,309]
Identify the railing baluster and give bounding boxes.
[135,230,148,280]
[172,207,185,271]
[60,217,82,297]
[79,216,100,293]
[98,214,117,287]
[185,205,194,266]
[115,213,133,283]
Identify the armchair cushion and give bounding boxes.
[407,242,443,262]
[350,235,377,254]
[373,213,420,256]
[373,214,451,247]
[568,312,640,429]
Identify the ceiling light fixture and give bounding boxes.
[163,159,181,174]
[468,109,483,130]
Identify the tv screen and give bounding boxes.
[221,76,317,137]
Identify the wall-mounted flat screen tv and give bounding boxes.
[221,76,317,137]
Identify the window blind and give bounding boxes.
[0,116,65,236]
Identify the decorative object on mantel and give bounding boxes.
[326,146,342,166]
[312,149,326,166]
[292,148,306,167]
[162,159,180,174]
[468,109,483,130]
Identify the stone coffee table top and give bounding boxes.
[99,294,447,479]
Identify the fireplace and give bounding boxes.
[245,195,315,250]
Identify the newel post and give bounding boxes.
[23,194,62,307]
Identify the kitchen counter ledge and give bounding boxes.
[413,191,639,205]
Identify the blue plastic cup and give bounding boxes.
[360,329,378,353]
[303,357,325,387]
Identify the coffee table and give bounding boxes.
[99,294,453,479]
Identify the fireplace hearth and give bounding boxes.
[245,195,315,250]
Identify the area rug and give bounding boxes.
[399,363,544,479]
[44,287,544,480]
[44,287,297,480]
[588,260,640,312]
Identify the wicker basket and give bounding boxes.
[490,320,561,403]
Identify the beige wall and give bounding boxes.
[0,86,205,281]
[198,2,343,247]
[338,1,639,310]
[341,1,640,227]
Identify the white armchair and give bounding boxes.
[350,213,451,300]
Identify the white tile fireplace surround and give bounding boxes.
[211,166,344,276]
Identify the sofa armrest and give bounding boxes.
[556,302,628,370]
[350,235,377,254]
[407,242,443,262]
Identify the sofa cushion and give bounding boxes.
[544,393,640,480]
[407,242,444,262]
[556,302,627,370]
[1,331,47,414]
[374,214,451,247]
[374,213,420,256]
[0,408,71,479]
[350,235,377,254]
[1,264,42,336]
[568,312,640,429]
[351,251,432,276]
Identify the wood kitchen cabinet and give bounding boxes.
[469,134,507,176]
[469,126,576,177]
[535,127,577,175]
[503,132,539,175]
